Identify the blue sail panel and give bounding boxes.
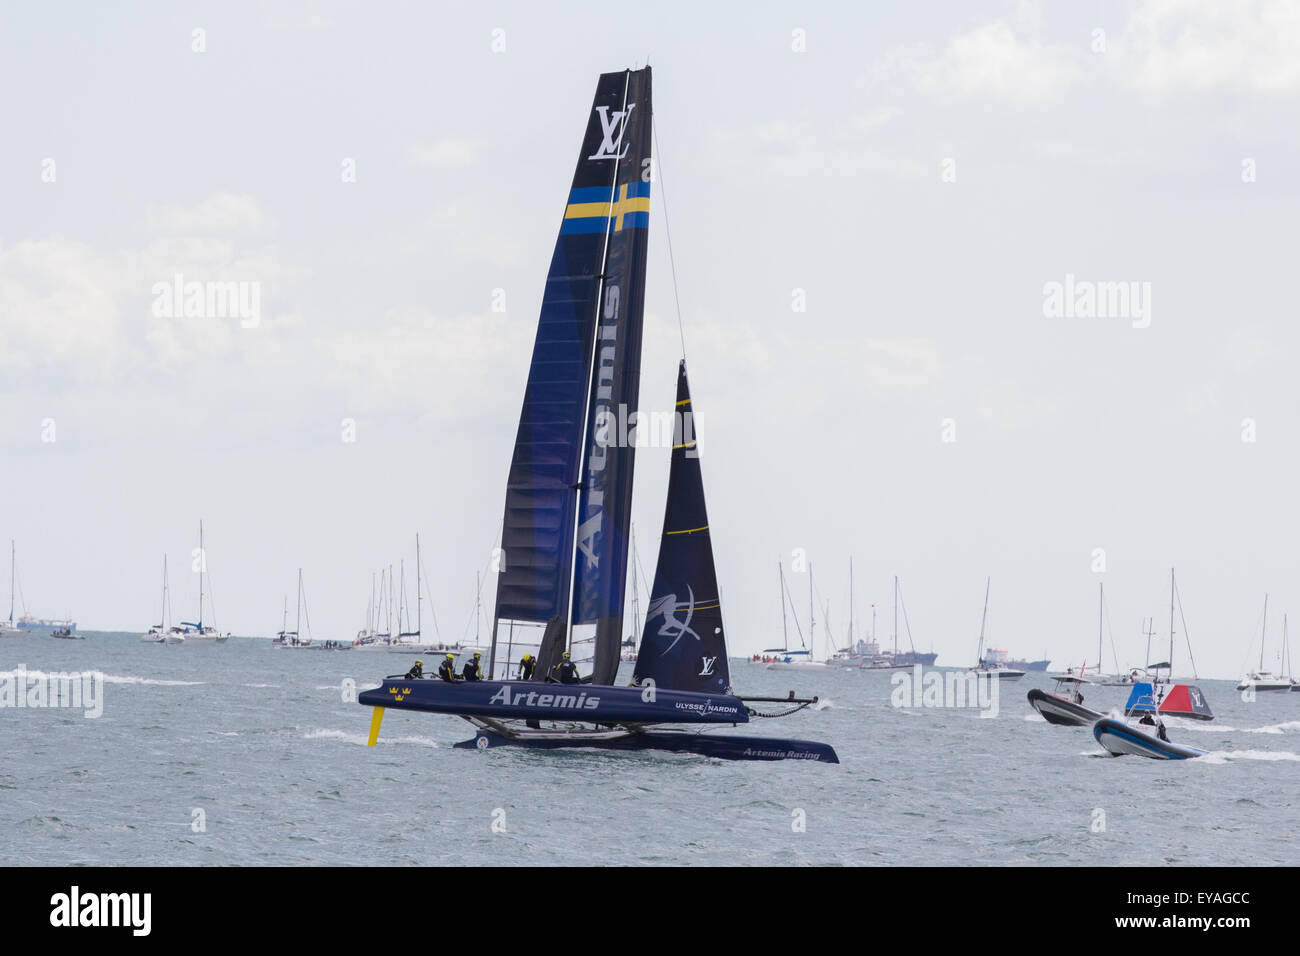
[632,362,731,694]
[493,71,641,625]
[573,67,653,686]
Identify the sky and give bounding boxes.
[2,0,1299,678]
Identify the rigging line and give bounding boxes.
[898,581,916,652]
[652,115,688,361]
[419,563,442,641]
[1103,597,1121,674]
[1173,576,1199,679]
[781,572,807,649]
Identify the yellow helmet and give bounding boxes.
[522,653,532,661]
[473,651,481,658]
[445,653,455,660]
[561,651,571,659]
[415,659,423,665]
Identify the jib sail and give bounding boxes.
[632,361,731,694]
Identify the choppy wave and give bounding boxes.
[304,729,440,748]
[1198,749,1300,764]
[0,669,203,687]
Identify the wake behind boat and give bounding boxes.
[360,67,836,763]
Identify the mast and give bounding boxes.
[809,563,815,657]
[846,561,853,652]
[1260,594,1269,672]
[1097,582,1104,676]
[416,534,423,639]
[295,568,302,641]
[1168,567,1176,679]
[8,540,13,623]
[282,595,288,636]
[198,521,205,629]
[779,562,789,651]
[977,577,990,666]
[892,576,899,656]
[161,555,169,631]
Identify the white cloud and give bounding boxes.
[1115,0,1300,97]
[146,193,272,234]
[873,20,1083,106]
[406,137,480,168]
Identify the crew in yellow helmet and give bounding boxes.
[554,649,580,684]
[404,659,425,680]
[437,653,459,682]
[462,650,483,682]
[518,652,536,681]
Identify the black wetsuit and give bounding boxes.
[555,660,580,684]
[463,659,482,681]
[438,660,457,682]
[519,658,535,680]
[404,663,424,680]
[1156,723,1169,742]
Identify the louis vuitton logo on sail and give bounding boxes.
[588,104,636,160]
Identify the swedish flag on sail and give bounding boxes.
[560,182,651,234]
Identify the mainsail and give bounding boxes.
[490,67,652,682]
[572,67,653,685]
[633,361,731,694]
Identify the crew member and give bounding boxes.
[462,650,483,681]
[438,653,459,682]
[1155,720,1170,743]
[404,659,424,680]
[518,653,535,680]
[554,650,580,684]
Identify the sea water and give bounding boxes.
[3,635,1297,865]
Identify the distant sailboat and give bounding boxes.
[272,569,314,649]
[142,556,183,643]
[765,563,829,670]
[171,521,229,642]
[970,579,1024,680]
[1236,597,1295,693]
[1,541,20,638]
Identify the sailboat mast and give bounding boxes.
[1260,594,1268,671]
[892,575,899,655]
[848,557,854,653]
[198,521,205,628]
[779,562,789,652]
[416,534,422,638]
[1097,582,1104,675]
[161,555,168,630]
[809,563,815,655]
[295,568,302,638]
[977,577,990,666]
[8,540,14,623]
[1169,568,1176,678]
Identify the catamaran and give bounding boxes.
[171,521,229,642]
[360,67,836,762]
[1236,597,1295,693]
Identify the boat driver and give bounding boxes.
[438,653,459,682]
[554,650,581,684]
[405,659,424,680]
[462,650,483,681]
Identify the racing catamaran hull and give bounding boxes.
[455,727,839,762]
[359,678,749,725]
